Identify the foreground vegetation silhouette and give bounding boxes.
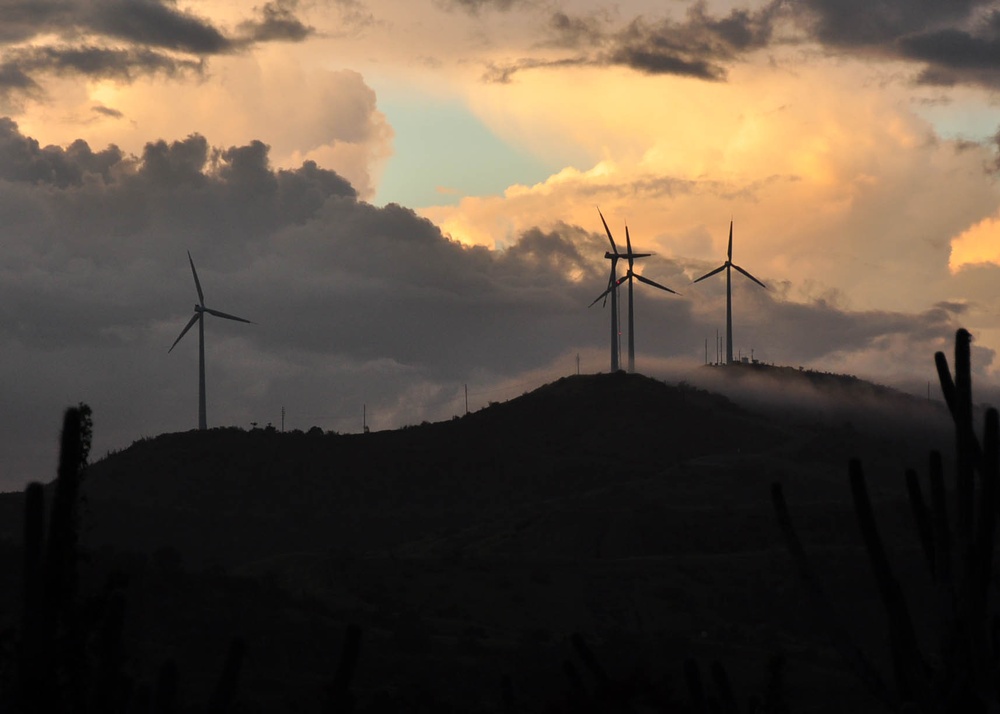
[774,328,1000,712]
[2,329,994,711]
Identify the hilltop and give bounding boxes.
[0,368,951,565]
[0,368,959,711]
[0,369,944,566]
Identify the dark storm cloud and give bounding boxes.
[436,0,524,13]
[0,0,314,99]
[788,0,1000,88]
[610,3,776,79]
[899,25,1000,70]
[487,2,779,83]
[3,46,203,83]
[793,0,987,47]
[0,62,39,95]
[0,0,232,51]
[91,105,123,119]
[238,0,314,42]
[139,135,211,188]
[0,116,124,186]
[0,0,72,43]
[89,0,231,53]
[547,11,605,48]
[483,0,1000,90]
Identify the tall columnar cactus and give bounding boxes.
[207,637,247,714]
[773,328,1000,712]
[324,624,362,714]
[16,407,89,713]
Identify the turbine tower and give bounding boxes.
[692,221,765,364]
[169,251,252,430]
[591,219,679,374]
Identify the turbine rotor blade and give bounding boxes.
[597,207,618,253]
[169,313,201,353]
[732,263,766,289]
[589,285,614,307]
[203,307,253,324]
[602,264,617,307]
[692,264,726,283]
[625,224,634,270]
[727,221,733,261]
[634,273,680,295]
[589,274,629,307]
[188,251,204,306]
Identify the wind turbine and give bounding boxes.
[591,217,679,374]
[692,221,765,365]
[169,251,252,430]
[590,207,625,372]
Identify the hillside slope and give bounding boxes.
[0,369,950,568]
[0,368,961,712]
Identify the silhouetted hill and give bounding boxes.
[0,369,963,711]
[70,373,799,566]
[0,369,950,567]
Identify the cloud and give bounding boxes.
[435,0,525,14]
[238,0,314,42]
[19,57,393,203]
[91,104,122,119]
[793,0,988,47]
[482,57,588,84]
[2,46,205,85]
[901,26,1000,88]
[485,2,780,83]
[0,117,124,186]
[2,119,980,490]
[787,0,1000,89]
[0,0,315,101]
[468,0,1000,91]
[607,4,776,79]
[89,0,232,54]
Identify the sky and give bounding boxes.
[3,0,1000,489]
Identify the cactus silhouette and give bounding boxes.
[323,623,362,714]
[2,406,377,714]
[15,407,89,713]
[773,328,1000,712]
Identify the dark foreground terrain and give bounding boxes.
[0,363,984,712]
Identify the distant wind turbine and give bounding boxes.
[692,221,765,365]
[169,251,252,430]
[591,216,679,374]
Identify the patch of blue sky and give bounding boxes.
[372,96,558,208]
[913,94,1000,143]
